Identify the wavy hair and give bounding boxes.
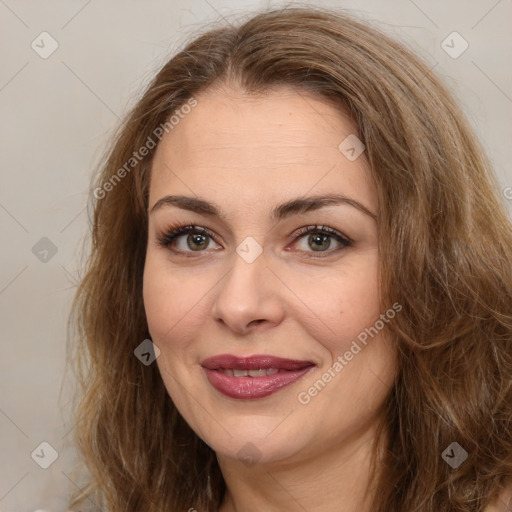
[67,5,512,511]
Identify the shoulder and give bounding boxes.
[483,480,512,512]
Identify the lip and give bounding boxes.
[201,354,316,399]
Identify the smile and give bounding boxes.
[200,354,316,399]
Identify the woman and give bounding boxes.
[68,6,512,511]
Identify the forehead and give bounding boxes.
[149,85,376,214]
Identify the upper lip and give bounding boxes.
[201,354,315,371]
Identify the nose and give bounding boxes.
[210,248,285,335]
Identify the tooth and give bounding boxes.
[221,368,282,377]
[248,369,266,377]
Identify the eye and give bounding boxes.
[156,224,221,257]
[156,223,352,258]
[290,225,352,258]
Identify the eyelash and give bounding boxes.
[156,223,353,259]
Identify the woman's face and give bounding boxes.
[143,84,397,467]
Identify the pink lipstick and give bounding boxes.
[201,354,315,399]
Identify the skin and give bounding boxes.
[142,83,398,512]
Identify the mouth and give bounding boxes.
[200,354,316,399]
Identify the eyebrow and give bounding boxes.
[149,193,377,221]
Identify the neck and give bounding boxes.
[217,418,387,512]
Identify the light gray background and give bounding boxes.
[1,1,511,510]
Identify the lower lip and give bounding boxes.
[202,366,314,399]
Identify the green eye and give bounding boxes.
[306,233,332,251]
[157,225,219,254]
[157,223,352,259]
[292,225,352,257]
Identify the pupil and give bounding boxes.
[309,233,330,251]
[188,233,208,250]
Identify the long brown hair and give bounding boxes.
[67,6,512,511]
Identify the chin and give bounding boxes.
[196,414,318,468]
[213,435,305,468]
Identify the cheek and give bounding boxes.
[285,253,381,354]
[143,248,380,355]
[142,254,205,344]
